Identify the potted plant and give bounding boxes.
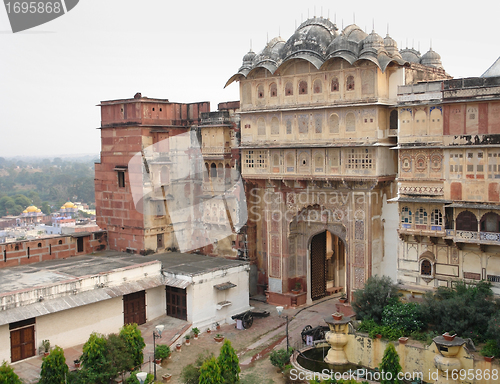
[442,332,456,341]
[41,339,50,356]
[214,333,224,343]
[291,282,301,293]
[184,334,191,345]
[339,293,348,303]
[192,327,200,340]
[73,358,80,368]
[481,340,498,362]
[155,344,171,363]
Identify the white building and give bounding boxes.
[0,251,250,363]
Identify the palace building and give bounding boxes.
[225,17,452,306]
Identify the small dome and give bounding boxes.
[242,50,256,63]
[420,48,443,69]
[26,206,38,213]
[363,30,384,49]
[400,48,421,63]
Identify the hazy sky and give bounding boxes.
[0,1,498,158]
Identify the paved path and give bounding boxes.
[12,294,346,383]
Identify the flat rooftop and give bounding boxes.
[0,250,248,295]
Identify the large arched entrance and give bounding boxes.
[310,230,346,300]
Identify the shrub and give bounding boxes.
[379,343,402,384]
[382,301,424,333]
[218,339,240,384]
[39,345,69,384]
[352,275,400,323]
[0,361,22,384]
[269,348,293,371]
[198,356,224,384]
[420,280,497,341]
[155,344,171,360]
[119,323,146,368]
[481,340,500,357]
[487,310,500,350]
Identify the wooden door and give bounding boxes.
[10,326,35,362]
[123,291,146,325]
[166,286,187,320]
[310,231,327,300]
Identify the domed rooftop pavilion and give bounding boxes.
[226,16,443,87]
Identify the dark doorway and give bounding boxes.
[123,291,146,325]
[166,286,187,320]
[310,231,327,300]
[10,319,36,362]
[77,237,84,253]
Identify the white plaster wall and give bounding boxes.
[146,286,165,321]
[0,324,10,363]
[379,194,399,281]
[36,296,123,351]
[188,265,250,330]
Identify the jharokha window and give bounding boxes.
[421,260,432,276]
[299,81,308,95]
[346,75,355,91]
[331,78,339,92]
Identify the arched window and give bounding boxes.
[421,259,432,276]
[432,209,443,226]
[271,117,279,135]
[331,78,339,92]
[415,207,428,225]
[257,84,264,99]
[401,206,412,224]
[285,82,293,96]
[313,79,322,94]
[390,110,398,130]
[210,163,217,178]
[299,81,308,95]
[480,212,500,233]
[329,114,339,134]
[456,210,478,231]
[346,75,355,91]
[346,113,355,132]
[270,83,277,97]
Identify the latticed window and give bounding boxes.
[432,209,443,226]
[421,260,432,276]
[244,151,254,168]
[401,206,412,224]
[347,148,373,169]
[415,207,428,225]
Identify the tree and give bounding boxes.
[0,361,22,384]
[379,343,402,384]
[198,356,224,384]
[352,275,400,323]
[80,332,114,384]
[39,346,69,384]
[119,323,145,369]
[217,339,240,384]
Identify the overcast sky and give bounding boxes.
[0,1,497,158]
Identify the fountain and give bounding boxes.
[323,312,350,364]
[432,333,467,384]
